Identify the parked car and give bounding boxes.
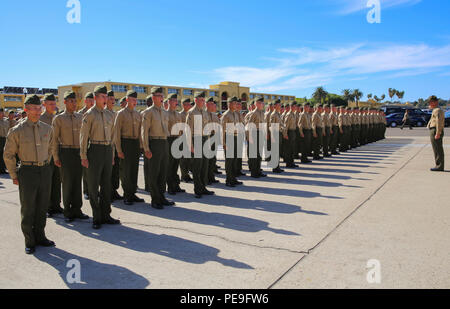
[381,106,431,122]
[385,113,427,128]
[445,111,450,127]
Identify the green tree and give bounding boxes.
[313,87,328,104]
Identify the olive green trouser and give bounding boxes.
[82,167,89,196]
[120,138,140,200]
[207,133,218,183]
[143,156,149,191]
[48,158,61,212]
[59,148,83,218]
[192,136,208,194]
[295,128,301,157]
[323,127,331,155]
[300,130,311,161]
[248,130,262,175]
[312,127,323,157]
[266,133,272,160]
[179,134,191,179]
[285,129,296,165]
[167,136,181,192]
[430,128,445,170]
[225,135,238,183]
[111,149,120,193]
[18,164,52,247]
[350,125,356,147]
[330,126,339,153]
[146,139,169,204]
[86,144,113,224]
[0,137,6,171]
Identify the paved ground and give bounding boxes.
[0,127,449,289]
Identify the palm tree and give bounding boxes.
[388,88,397,102]
[397,90,405,103]
[352,89,363,107]
[380,94,386,101]
[367,93,373,100]
[342,89,351,105]
[313,87,328,104]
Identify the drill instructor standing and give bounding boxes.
[427,95,445,172]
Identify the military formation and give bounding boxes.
[5,84,446,256]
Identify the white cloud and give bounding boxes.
[211,43,450,93]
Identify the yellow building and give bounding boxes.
[348,100,384,109]
[0,87,59,111]
[58,81,296,112]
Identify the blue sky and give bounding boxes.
[1,0,449,101]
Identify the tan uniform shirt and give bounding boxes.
[329,112,338,127]
[8,119,17,129]
[114,107,142,153]
[186,105,209,138]
[0,118,9,137]
[40,111,55,126]
[80,106,115,160]
[52,111,83,161]
[270,111,285,137]
[141,105,170,153]
[284,111,297,131]
[297,112,311,135]
[167,109,183,137]
[321,112,331,128]
[78,106,90,115]
[427,108,445,134]
[311,112,323,135]
[221,109,239,145]
[4,119,53,179]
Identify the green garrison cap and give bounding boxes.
[107,90,115,97]
[345,106,351,110]
[119,97,127,104]
[289,101,296,107]
[206,96,214,103]
[269,102,273,106]
[428,95,438,102]
[93,85,107,95]
[227,96,238,103]
[323,104,329,108]
[168,93,178,100]
[182,98,191,104]
[163,99,169,104]
[84,92,94,99]
[249,99,255,105]
[0,108,3,112]
[43,93,56,101]
[315,104,323,108]
[190,101,195,106]
[330,104,336,107]
[303,102,310,107]
[274,99,281,104]
[24,95,41,105]
[151,86,163,94]
[145,95,153,103]
[194,91,205,98]
[255,95,264,102]
[126,90,138,98]
[64,90,76,100]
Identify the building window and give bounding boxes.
[168,88,179,94]
[4,96,22,102]
[264,95,269,99]
[285,96,289,100]
[133,86,147,93]
[137,99,147,106]
[209,91,217,97]
[249,94,255,99]
[183,89,193,96]
[111,85,127,93]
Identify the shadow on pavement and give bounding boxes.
[113,203,300,236]
[55,220,253,270]
[33,247,150,289]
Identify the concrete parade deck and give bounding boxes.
[0,128,449,289]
